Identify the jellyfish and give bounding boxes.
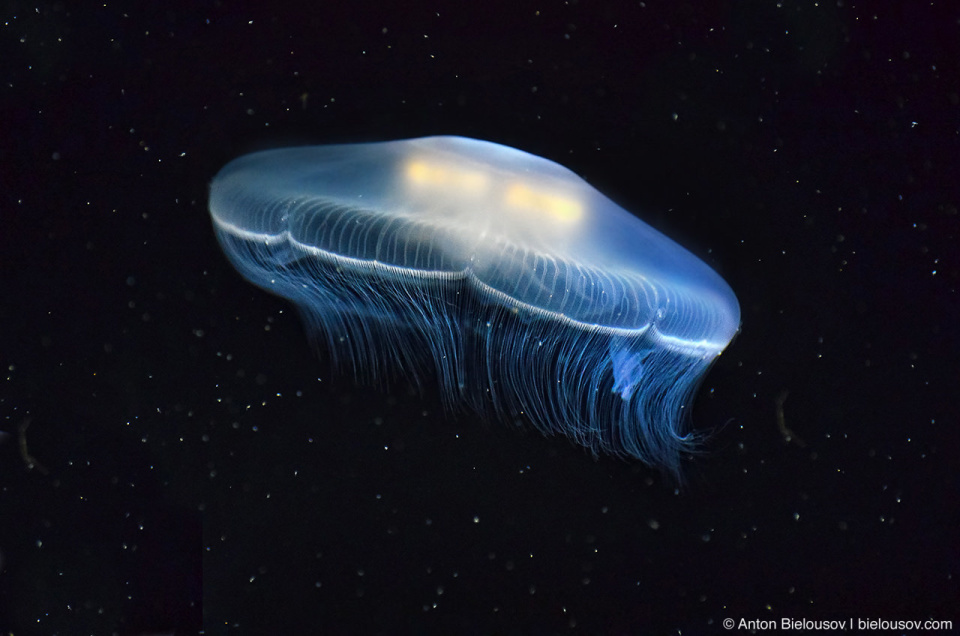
[209,136,740,474]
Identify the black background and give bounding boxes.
[1,1,958,634]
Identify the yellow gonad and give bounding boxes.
[504,181,582,224]
[404,158,490,195]
[405,156,583,225]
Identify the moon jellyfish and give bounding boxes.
[209,136,740,474]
